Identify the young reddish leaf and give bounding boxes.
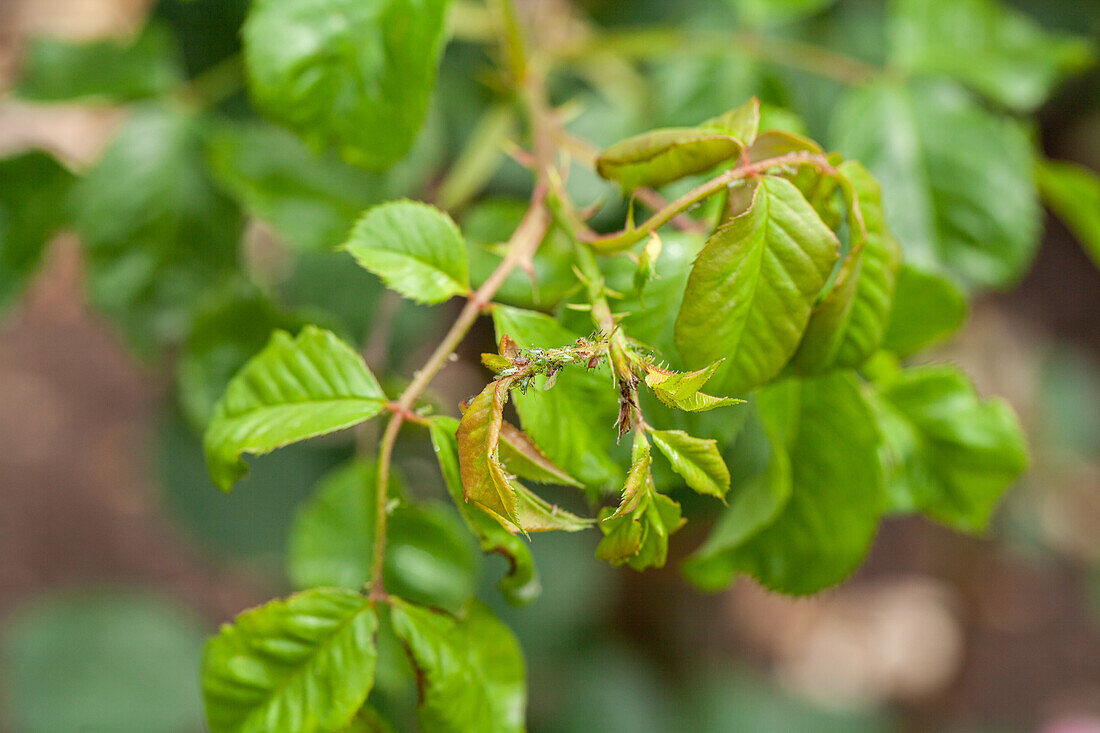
[456,379,519,529]
[429,416,542,606]
[498,421,583,488]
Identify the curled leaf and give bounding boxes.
[498,421,583,487]
[701,97,760,144]
[429,416,542,606]
[607,432,652,519]
[596,129,745,191]
[456,379,518,528]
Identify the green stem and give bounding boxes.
[368,0,553,600]
[582,151,838,252]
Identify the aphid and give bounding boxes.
[499,367,518,377]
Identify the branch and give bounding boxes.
[368,6,555,599]
[581,151,839,252]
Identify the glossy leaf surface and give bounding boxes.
[389,599,525,733]
[344,200,469,304]
[203,588,378,733]
[204,327,386,490]
[243,0,451,169]
[675,176,839,394]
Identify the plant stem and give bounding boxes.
[552,27,883,87]
[582,151,837,252]
[368,0,554,600]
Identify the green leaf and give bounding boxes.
[608,432,653,519]
[683,439,792,591]
[0,150,74,314]
[429,416,541,605]
[596,490,684,571]
[202,588,378,733]
[641,360,744,412]
[701,97,761,144]
[889,0,1094,111]
[795,160,902,372]
[16,22,183,102]
[243,0,451,170]
[872,365,1028,531]
[1037,158,1100,270]
[74,104,241,351]
[177,287,309,429]
[596,128,746,191]
[206,121,386,251]
[675,176,839,395]
[831,82,1040,288]
[2,589,204,733]
[389,599,526,733]
[343,200,469,304]
[203,326,387,490]
[745,129,823,164]
[648,428,730,500]
[882,263,968,357]
[492,306,620,492]
[287,462,478,613]
[695,371,884,594]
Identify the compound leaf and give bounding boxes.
[344,200,469,304]
[203,326,386,491]
[389,599,525,733]
[202,588,378,733]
